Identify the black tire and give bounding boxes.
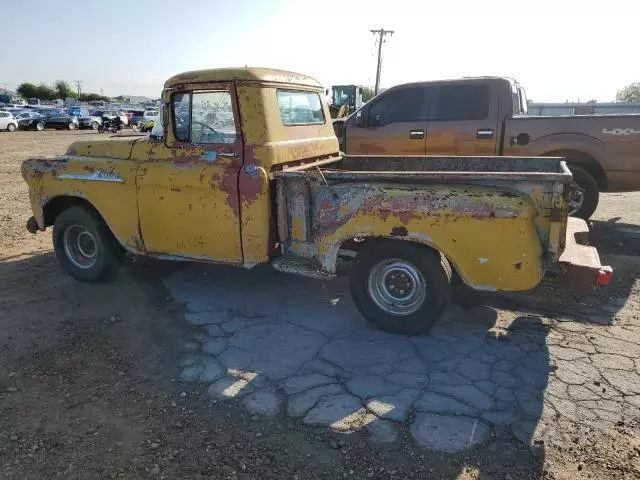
[36,122,44,131]
[350,240,452,335]
[91,121,99,130]
[97,125,104,133]
[7,123,16,132]
[52,206,119,282]
[567,165,599,220]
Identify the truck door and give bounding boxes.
[426,83,499,155]
[344,85,431,155]
[136,84,244,263]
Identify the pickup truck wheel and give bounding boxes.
[53,206,118,282]
[350,241,452,335]
[567,165,599,220]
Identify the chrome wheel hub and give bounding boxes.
[63,225,98,269]
[367,259,426,316]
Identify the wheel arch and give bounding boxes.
[541,149,607,190]
[332,235,467,286]
[43,195,128,254]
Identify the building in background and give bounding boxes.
[528,102,640,116]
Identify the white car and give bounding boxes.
[143,110,158,122]
[0,111,17,132]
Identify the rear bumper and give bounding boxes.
[558,217,612,293]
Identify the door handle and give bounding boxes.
[409,129,425,140]
[218,152,238,158]
[477,129,494,139]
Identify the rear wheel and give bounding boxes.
[7,123,16,132]
[68,122,77,130]
[52,206,119,281]
[567,165,599,220]
[91,121,99,130]
[350,240,452,335]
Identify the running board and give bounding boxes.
[271,257,336,280]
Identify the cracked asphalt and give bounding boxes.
[167,260,640,454]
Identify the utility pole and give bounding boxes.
[370,28,394,95]
[75,80,83,101]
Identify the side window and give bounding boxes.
[172,90,237,144]
[433,84,490,121]
[367,87,429,126]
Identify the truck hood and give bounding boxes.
[65,137,145,160]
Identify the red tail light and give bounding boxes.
[596,266,613,286]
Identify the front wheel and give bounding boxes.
[7,123,16,132]
[350,241,452,335]
[68,122,77,130]
[52,206,119,281]
[567,165,599,220]
[91,121,99,130]
[35,122,44,131]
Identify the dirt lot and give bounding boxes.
[1,130,639,479]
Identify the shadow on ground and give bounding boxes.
[166,263,553,477]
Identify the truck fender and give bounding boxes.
[40,195,142,254]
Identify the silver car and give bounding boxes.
[0,111,17,132]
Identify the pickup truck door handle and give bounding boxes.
[477,129,494,140]
[409,129,425,140]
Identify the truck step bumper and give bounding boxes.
[272,256,336,281]
[558,217,613,293]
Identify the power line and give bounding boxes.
[370,28,394,95]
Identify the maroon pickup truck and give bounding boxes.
[334,77,640,219]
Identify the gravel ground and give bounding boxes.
[0,130,639,479]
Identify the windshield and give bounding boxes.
[331,86,354,106]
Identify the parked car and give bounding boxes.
[18,112,79,131]
[0,111,18,132]
[77,113,102,130]
[91,109,128,126]
[68,106,88,117]
[335,76,640,220]
[15,111,41,121]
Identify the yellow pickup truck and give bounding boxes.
[21,68,612,334]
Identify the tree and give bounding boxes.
[616,82,640,103]
[362,86,375,102]
[79,92,111,102]
[16,82,38,99]
[55,80,75,100]
[35,84,56,101]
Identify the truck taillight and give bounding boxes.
[596,266,613,286]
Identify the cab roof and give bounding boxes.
[164,67,322,89]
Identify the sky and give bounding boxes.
[1,0,638,102]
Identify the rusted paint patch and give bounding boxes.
[390,226,408,237]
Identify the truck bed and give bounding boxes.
[275,155,571,182]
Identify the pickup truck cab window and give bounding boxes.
[368,86,429,126]
[277,90,325,125]
[172,90,237,144]
[434,84,490,121]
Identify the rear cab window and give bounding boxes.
[276,90,325,125]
